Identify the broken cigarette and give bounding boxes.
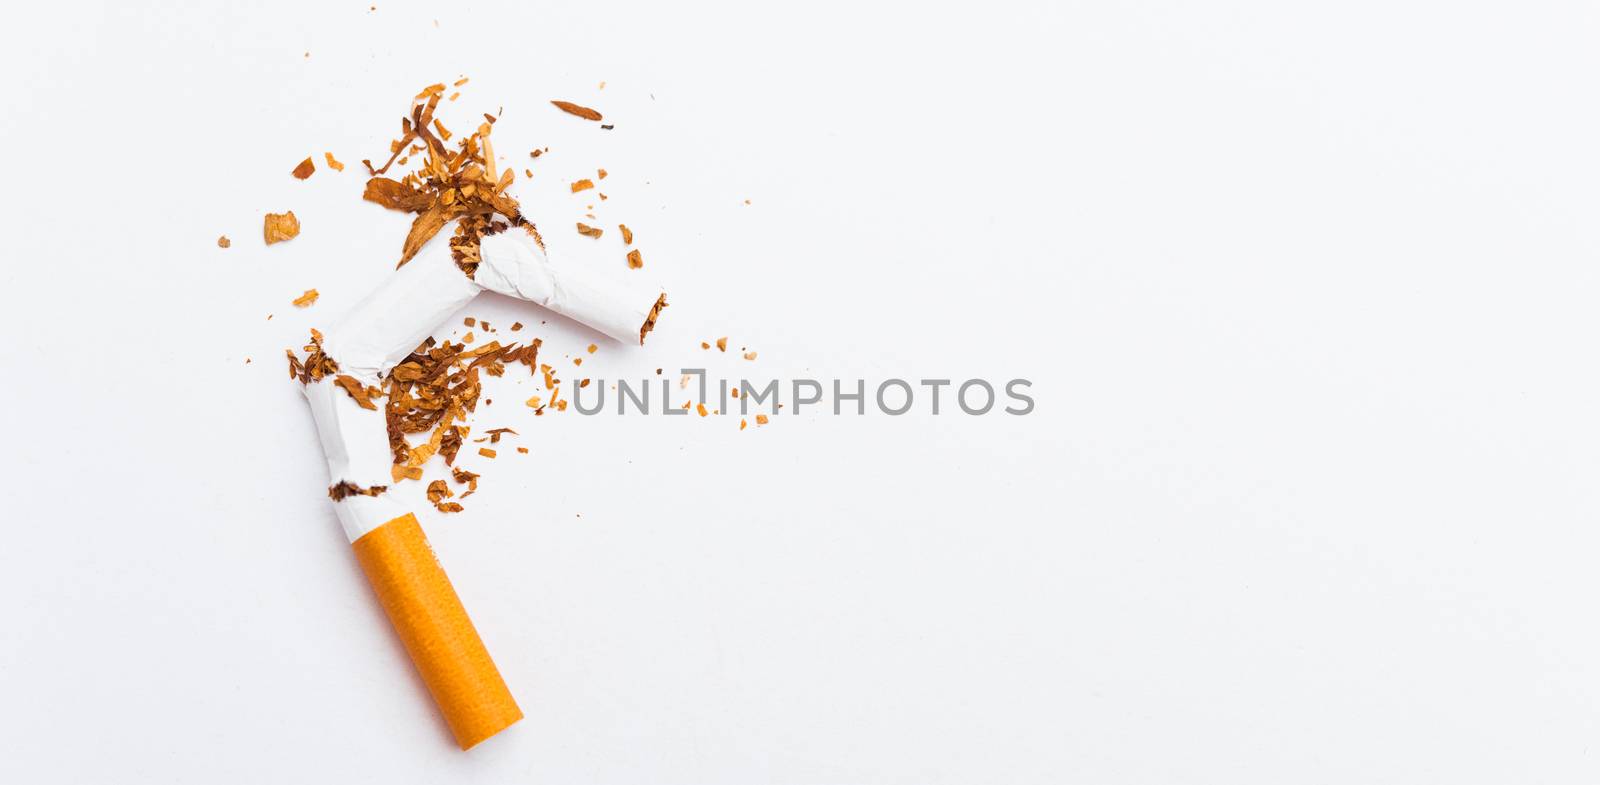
[296,229,664,749]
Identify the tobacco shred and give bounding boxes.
[639,294,667,344]
[292,289,319,308]
[618,224,633,244]
[571,178,594,193]
[292,157,316,179]
[217,235,231,248]
[550,100,603,121]
[577,222,603,238]
[329,481,387,500]
[334,374,381,410]
[325,152,345,172]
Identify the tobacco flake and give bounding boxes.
[550,100,603,121]
[264,211,300,244]
[335,375,380,410]
[292,157,316,179]
[292,289,319,308]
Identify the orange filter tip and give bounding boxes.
[352,512,523,749]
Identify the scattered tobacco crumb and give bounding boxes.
[586,344,597,354]
[701,342,709,350]
[516,446,528,454]
[576,222,603,238]
[324,152,345,172]
[427,479,451,502]
[627,249,643,269]
[743,351,757,361]
[292,289,320,308]
[550,100,602,121]
[427,479,461,512]
[756,414,770,425]
[740,419,748,431]
[618,224,633,244]
[479,447,497,458]
[292,157,316,180]
[600,124,614,130]
[511,322,523,331]
[716,337,727,352]
[217,235,231,248]
[597,168,607,179]
[264,211,300,244]
[696,403,708,417]
[571,178,594,193]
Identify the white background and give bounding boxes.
[2,1,1598,782]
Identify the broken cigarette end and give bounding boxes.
[640,294,668,345]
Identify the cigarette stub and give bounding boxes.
[352,513,522,749]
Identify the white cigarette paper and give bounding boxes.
[305,230,664,540]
